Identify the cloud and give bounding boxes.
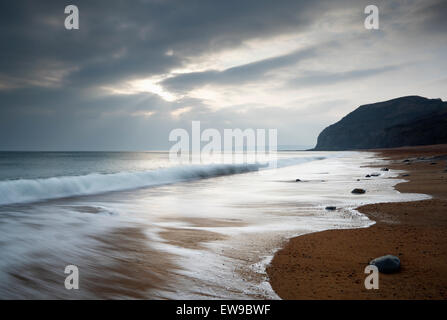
[0,0,328,91]
[288,65,401,88]
[0,0,447,150]
[161,46,318,93]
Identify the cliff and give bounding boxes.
[313,96,447,150]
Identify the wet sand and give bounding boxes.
[267,144,447,299]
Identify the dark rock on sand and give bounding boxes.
[403,159,411,163]
[325,206,337,211]
[431,162,437,165]
[402,174,410,177]
[369,255,401,274]
[295,179,301,182]
[351,188,366,194]
[365,174,371,178]
[381,168,389,171]
[370,173,380,177]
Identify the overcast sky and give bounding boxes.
[0,0,446,150]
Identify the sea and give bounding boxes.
[0,151,429,299]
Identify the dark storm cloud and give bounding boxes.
[0,0,327,89]
[414,0,447,33]
[162,46,319,92]
[0,86,174,150]
[1,0,445,90]
[0,0,338,150]
[1,0,447,150]
[288,65,401,88]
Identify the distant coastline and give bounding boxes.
[313,96,447,151]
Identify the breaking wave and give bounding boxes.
[0,156,325,205]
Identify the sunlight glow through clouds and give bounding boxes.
[2,0,447,150]
[102,33,312,107]
[170,106,192,117]
[101,77,180,102]
[99,15,447,121]
[130,110,156,118]
[172,33,311,74]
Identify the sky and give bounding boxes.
[0,0,446,151]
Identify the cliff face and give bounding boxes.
[313,96,447,151]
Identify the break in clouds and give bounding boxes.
[0,0,446,150]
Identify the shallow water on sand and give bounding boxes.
[0,151,429,299]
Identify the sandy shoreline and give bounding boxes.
[267,144,447,299]
[3,149,444,299]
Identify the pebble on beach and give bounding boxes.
[369,255,401,274]
[325,206,336,211]
[351,188,366,194]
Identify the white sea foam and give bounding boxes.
[0,156,325,205]
[0,151,431,299]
